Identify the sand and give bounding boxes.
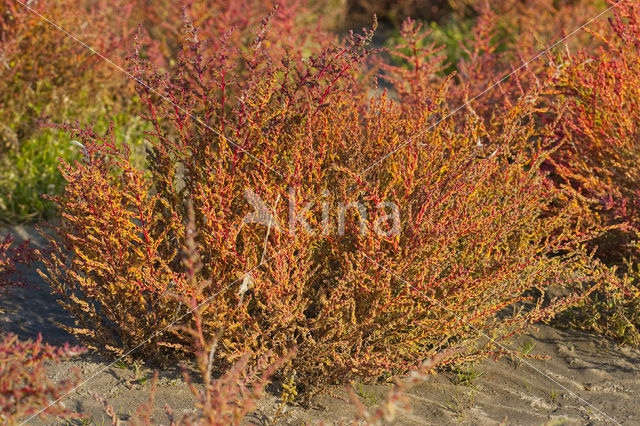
[2,224,639,425]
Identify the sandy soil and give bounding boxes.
[2,224,640,425]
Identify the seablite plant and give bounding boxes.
[0,235,84,424]
[42,9,620,400]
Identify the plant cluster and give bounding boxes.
[129,0,331,71]
[450,0,640,346]
[0,0,325,221]
[387,0,640,346]
[117,215,292,425]
[0,0,134,144]
[0,334,84,425]
[548,1,640,257]
[40,3,625,403]
[4,0,640,420]
[0,234,33,290]
[543,1,640,344]
[0,234,84,424]
[0,0,140,221]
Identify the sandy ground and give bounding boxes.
[2,224,640,425]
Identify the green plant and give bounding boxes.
[453,365,483,388]
[0,127,75,221]
[511,338,536,368]
[354,382,380,407]
[520,339,535,356]
[78,416,93,425]
[444,386,477,418]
